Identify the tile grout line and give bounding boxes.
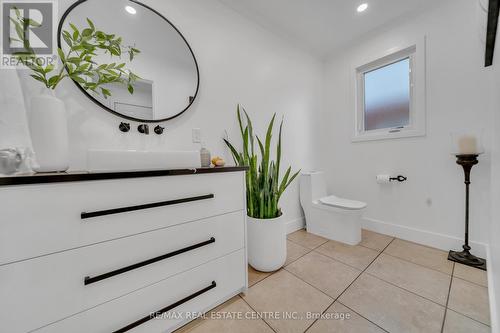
[284,244,315,267]
[357,238,395,252]
[302,238,396,333]
[295,229,457,277]
[441,263,455,333]
[287,236,329,252]
[445,309,492,328]
[246,235,321,291]
[283,266,348,301]
[337,302,390,333]
[242,237,321,333]
[363,271,448,308]
[247,269,278,288]
[443,281,492,327]
[311,248,375,272]
[452,275,489,289]
[289,231,477,330]
[380,251,453,276]
[248,241,314,289]
[238,294,278,333]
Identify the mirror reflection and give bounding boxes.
[59,0,199,121]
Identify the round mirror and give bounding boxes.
[58,0,199,122]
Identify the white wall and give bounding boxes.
[320,0,493,256]
[0,0,323,229]
[488,48,500,332]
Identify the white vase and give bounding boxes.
[247,215,287,272]
[28,89,69,172]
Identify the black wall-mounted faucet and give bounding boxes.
[154,125,165,135]
[119,122,131,133]
[138,124,149,135]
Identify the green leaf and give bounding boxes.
[82,28,93,37]
[86,18,95,31]
[223,139,244,165]
[62,32,73,47]
[127,84,134,94]
[44,63,55,74]
[67,57,81,64]
[57,48,66,62]
[30,74,47,85]
[27,18,41,27]
[70,75,85,84]
[69,23,79,33]
[48,75,60,87]
[100,87,111,98]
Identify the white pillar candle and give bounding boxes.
[458,135,478,154]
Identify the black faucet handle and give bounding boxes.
[119,122,131,133]
[138,124,150,135]
[154,125,165,135]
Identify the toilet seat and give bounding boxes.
[319,195,367,210]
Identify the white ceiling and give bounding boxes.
[218,0,440,57]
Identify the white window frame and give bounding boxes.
[352,37,426,142]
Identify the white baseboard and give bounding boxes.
[362,217,487,258]
[286,217,305,234]
[487,245,499,333]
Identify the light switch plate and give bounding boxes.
[192,128,201,143]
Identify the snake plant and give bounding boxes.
[224,105,300,219]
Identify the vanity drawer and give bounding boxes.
[35,249,246,333]
[0,211,245,333]
[0,171,245,265]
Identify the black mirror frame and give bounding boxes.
[57,0,200,123]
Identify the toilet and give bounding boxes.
[299,171,367,245]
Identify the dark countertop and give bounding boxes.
[0,166,248,186]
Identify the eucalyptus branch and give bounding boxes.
[11,10,141,98]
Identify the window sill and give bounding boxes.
[352,128,426,143]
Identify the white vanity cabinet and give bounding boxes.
[0,168,248,333]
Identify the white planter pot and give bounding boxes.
[247,215,287,272]
[28,90,69,173]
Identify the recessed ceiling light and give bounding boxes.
[125,6,137,15]
[357,3,368,13]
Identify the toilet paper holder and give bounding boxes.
[390,175,407,182]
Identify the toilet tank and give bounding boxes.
[300,171,327,205]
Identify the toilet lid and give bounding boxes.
[319,195,367,210]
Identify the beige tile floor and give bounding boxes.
[176,229,491,333]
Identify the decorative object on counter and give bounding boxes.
[448,131,486,270]
[11,12,140,172]
[211,156,226,167]
[119,122,131,133]
[224,105,300,272]
[154,125,165,135]
[200,146,211,168]
[29,90,69,172]
[0,149,22,175]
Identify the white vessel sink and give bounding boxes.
[87,149,201,172]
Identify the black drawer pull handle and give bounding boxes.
[113,281,217,333]
[84,237,216,285]
[81,194,215,219]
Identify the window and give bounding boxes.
[364,58,410,131]
[353,42,426,142]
